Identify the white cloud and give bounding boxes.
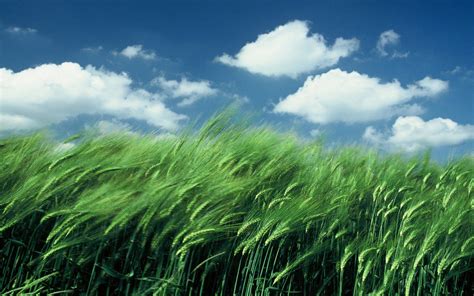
[5,26,37,34]
[443,66,474,82]
[82,46,104,54]
[0,62,186,132]
[152,76,218,106]
[364,116,474,152]
[376,30,400,56]
[95,120,134,135]
[448,66,462,75]
[0,114,38,131]
[113,44,156,60]
[215,20,359,78]
[392,51,409,59]
[376,30,409,58]
[362,126,383,145]
[409,76,449,96]
[227,93,250,104]
[273,68,448,124]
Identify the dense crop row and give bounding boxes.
[1,114,473,295]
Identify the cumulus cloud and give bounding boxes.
[113,44,156,60]
[0,62,186,132]
[273,69,448,124]
[215,20,359,78]
[376,29,408,58]
[5,26,37,34]
[152,76,218,106]
[364,116,474,152]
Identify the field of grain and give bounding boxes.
[1,114,473,295]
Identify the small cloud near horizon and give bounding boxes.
[364,116,474,152]
[152,76,218,107]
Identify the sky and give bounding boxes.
[1,0,473,161]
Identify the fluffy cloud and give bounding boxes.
[113,44,156,60]
[0,62,186,132]
[215,20,359,78]
[364,116,474,152]
[273,69,448,124]
[376,29,408,58]
[152,76,218,106]
[5,26,37,34]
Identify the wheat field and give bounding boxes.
[1,113,473,295]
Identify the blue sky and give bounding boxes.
[1,0,473,161]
